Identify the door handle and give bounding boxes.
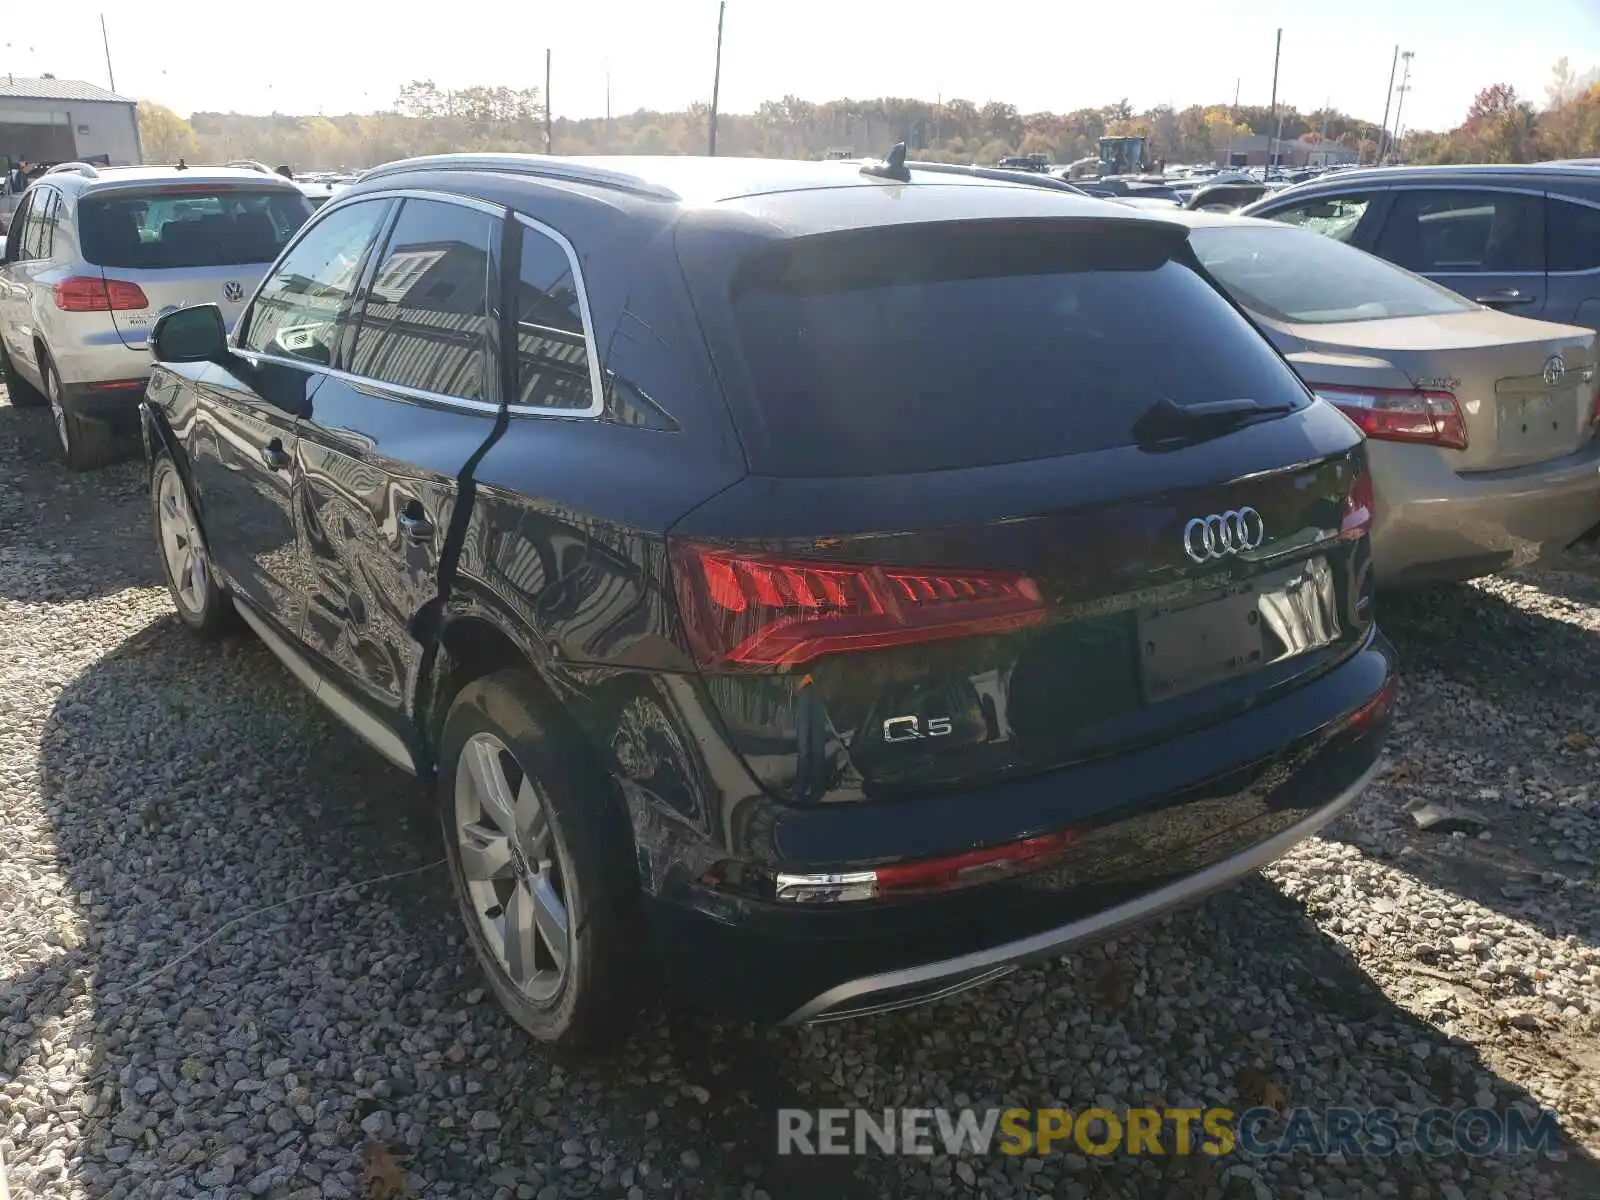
[259,438,292,471]
[398,505,434,540]
[1474,289,1535,306]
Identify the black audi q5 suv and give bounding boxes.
[140,151,1395,1049]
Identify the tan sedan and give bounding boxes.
[1179,211,1600,584]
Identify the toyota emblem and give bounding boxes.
[223,280,244,303]
[1544,355,1566,388]
[1183,508,1266,563]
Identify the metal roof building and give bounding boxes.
[1,75,141,178]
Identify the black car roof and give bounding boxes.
[347,152,1163,238]
[1267,161,1600,195]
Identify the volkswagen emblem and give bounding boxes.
[1544,355,1566,387]
[223,280,245,303]
[1183,508,1266,563]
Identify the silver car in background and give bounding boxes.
[1178,211,1600,584]
[0,163,311,468]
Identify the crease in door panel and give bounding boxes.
[409,207,522,750]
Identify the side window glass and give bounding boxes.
[1548,198,1600,273]
[5,195,33,260]
[1375,190,1544,274]
[20,193,48,259]
[38,190,59,258]
[1264,195,1369,243]
[347,198,494,400]
[241,199,389,365]
[514,224,595,410]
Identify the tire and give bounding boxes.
[0,340,46,408]
[44,360,117,470]
[150,450,236,638]
[439,669,648,1053]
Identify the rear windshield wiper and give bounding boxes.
[1133,396,1294,449]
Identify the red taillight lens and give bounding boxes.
[670,542,1046,670]
[1340,465,1375,543]
[1315,385,1467,451]
[53,276,149,312]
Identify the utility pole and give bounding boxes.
[1266,29,1282,173]
[1390,51,1414,163]
[1377,44,1399,162]
[708,0,726,156]
[1226,76,1240,167]
[544,49,552,154]
[99,15,116,93]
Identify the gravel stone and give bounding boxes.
[0,383,1594,1198]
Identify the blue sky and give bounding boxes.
[8,0,1597,133]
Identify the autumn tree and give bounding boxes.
[137,101,198,164]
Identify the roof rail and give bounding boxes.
[224,159,275,174]
[44,161,100,179]
[905,160,1090,194]
[356,154,681,201]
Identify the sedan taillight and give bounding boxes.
[1314,384,1468,451]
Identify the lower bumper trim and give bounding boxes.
[780,756,1383,1024]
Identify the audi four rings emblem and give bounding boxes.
[1183,508,1266,563]
[1544,355,1566,387]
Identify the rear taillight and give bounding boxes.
[1340,465,1375,543]
[53,276,149,312]
[669,542,1046,670]
[1315,385,1467,451]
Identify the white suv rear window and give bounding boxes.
[79,187,313,269]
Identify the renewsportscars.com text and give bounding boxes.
[777,1106,1563,1159]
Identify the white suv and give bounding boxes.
[0,163,312,468]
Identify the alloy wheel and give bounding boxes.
[155,464,209,616]
[454,732,571,1004]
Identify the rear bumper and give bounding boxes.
[645,632,1396,1023]
[58,378,148,418]
[1370,437,1600,584]
[785,755,1380,1023]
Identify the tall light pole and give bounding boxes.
[1227,76,1240,167]
[544,49,553,154]
[1376,45,1399,163]
[99,15,116,93]
[1266,29,1282,172]
[708,0,726,156]
[1390,51,1414,163]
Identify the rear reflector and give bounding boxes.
[1339,465,1375,543]
[84,379,146,392]
[670,542,1045,670]
[1345,674,1399,735]
[53,276,149,312]
[764,828,1082,903]
[1314,385,1467,451]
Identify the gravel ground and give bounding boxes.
[0,385,1597,1199]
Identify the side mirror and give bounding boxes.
[152,303,228,364]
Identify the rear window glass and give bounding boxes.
[1190,223,1476,325]
[79,187,313,269]
[717,222,1311,476]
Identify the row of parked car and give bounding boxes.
[0,149,1594,1048]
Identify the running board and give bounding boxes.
[233,601,417,775]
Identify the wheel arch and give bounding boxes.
[417,587,607,784]
[140,401,212,556]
